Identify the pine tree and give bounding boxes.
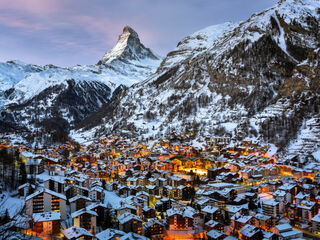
[1,209,10,224]
[102,207,114,229]
[248,198,257,210]
[224,211,230,225]
[10,166,15,190]
[255,230,264,239]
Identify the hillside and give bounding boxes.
[74,0,320,158]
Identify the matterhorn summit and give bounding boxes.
[101,26,161,64]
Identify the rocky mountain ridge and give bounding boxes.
[74,0,320,159]
[0,26,162,135]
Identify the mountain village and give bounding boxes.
[0,0,320,239]
[0,132,320,240]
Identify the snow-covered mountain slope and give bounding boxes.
[0,26,162,133]
[74,0,320,158]
[157,22,236,72]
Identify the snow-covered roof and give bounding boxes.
[312,213,320,223]
[206,229,225,239]
[262,198,279,206]
[201,205,219,214]
[63,226,93,239]
[231,213,252,224]
[240,224,260,238]
[71,207,98,218]
[142,206,154,212]
[117,212,142,224]
[205,220,221,228]
[26,158,43,166]
[281,229,302,238]
[26,188,66,201]
[226,205,243,213]
[143,219,164,229]
[273,190,286,197]
[297,200,315,210]
[255,213,271,221]
[32,212,60,222]
[295,191,309,200]
[45,188,66,200]
[279,183,296,191]
[275,223,292,232]
[21,151,37,158]
[166,206,198,219]
[95,228,126,240]
[69,195,92,203]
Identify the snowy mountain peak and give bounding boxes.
[122,25,139,40]
[101,26,160,64]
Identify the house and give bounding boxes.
[273,223,292,235]
[208,167,229,180]
[117,212,142,234]
[154,198,172,212]
[167,206,203,231]
[89,186,104,202]
[142,219,164,239]
[231,213,254,232]
[32,211,60,235]
[278,183,296,203]
[62,226,93,240]
[254,213,273,231]
[65,184,89,199]
[262,199,279,217]
[116,203,137,217]
[18,183,36,198]
[296,200,317,222]
[69,195,92,213]
[273,223,302,239]
[71,207,98,234]
[142,206,156,220]
[272,190,286,212]
[239,224,263,240]
[205,220,224,232]
[201,206,220,221]
[26,157,44,175]
[44,178,65,194]
[166,186,182,200]
[26,188,67,219]
[295,191,310,205]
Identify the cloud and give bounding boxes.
[0,0,62,16]
[0,0,278,67]
[0,12,44,32]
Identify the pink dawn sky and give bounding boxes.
[0,0,277,67]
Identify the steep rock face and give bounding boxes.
[102,26,160,64]
[97,26,162,85]
[0,26,162,133]
[75,0,320,158]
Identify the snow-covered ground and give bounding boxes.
[0,192,25,218]
[104,190,125,209]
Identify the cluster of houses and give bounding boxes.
[2,134,320,239]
